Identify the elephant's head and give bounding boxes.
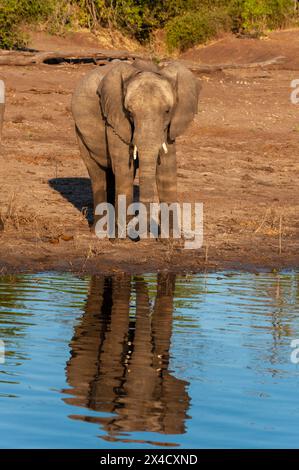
[97,60,200,204]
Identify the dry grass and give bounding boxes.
[238,207,288,239]
[93,27,142,51]
[0,192,59,238]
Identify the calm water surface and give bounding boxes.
[0,271,298,448]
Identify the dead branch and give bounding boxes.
[0,49,144,66]
[165,56,286,73]
[0,49,286,72]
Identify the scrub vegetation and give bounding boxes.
[0,0,298,51]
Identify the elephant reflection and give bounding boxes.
[63,273,190,440]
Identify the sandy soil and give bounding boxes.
[0,31,298,274]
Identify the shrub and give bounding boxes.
[229,0,295,35]
[0,0,297,50]
[166,7,232,52]
[78,1,205,42]
[0,0,56,49]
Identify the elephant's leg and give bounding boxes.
[156,142,179,239]
[76,133,107,228]
[107,128,134,239]
[114,160,134,238]
[157,141,177,203]
[106,167,115,206]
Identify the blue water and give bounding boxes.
[0,271,298,449]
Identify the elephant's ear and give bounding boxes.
[161,62,201,141]
[97,62,136,144]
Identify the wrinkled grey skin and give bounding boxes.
[71,60,200,231]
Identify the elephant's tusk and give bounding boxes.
[133,145,138,160]
[162,142,168,154]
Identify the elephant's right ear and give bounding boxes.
[97,62,136,144]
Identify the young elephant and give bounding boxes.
[71,59,200,234]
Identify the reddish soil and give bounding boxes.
[0,31,298,274]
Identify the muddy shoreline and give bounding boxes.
[0,239,298,275]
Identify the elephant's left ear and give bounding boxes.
[161,62,201,141]
[97,62,136,144]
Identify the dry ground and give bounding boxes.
[0,30,298,274]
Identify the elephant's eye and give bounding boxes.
[165,109,170,114]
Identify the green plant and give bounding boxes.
[0,0,56,48]
[166,6,232,52]
[229,0,294,34]
[0,0,297,50]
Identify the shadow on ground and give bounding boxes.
[49,177,93,224]
[49,177,142,227]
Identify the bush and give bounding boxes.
[166,0,295,52]
[0,0,56,49]
[229,0,295,35]
[166,7,232,52]
[0,0,297,50]
[75,1,206,42]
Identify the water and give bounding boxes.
[0,271,298,449]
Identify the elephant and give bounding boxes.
[62,272,190,440]
[71,59,200,235]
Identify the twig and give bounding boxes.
[169,56,286,74]
[255,208,270,234]
[5,192,16,220]
[279,214,282,255]
[205,244,209,263]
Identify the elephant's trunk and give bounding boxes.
[138,150,159,206]
[134,142,167,160]
[137,152,159,237]
[133,117,165,214]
